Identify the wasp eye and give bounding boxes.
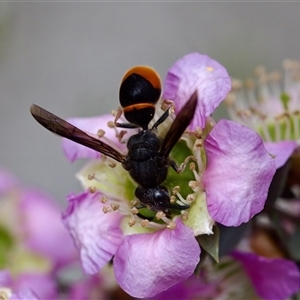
[154,189,169,203]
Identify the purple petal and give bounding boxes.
[153,275,219,300]
[14,273,57,300]
[0,269,12,286]
[203,120,276,226]
[62,114,127,162]
[232,251,300,300]
[0,270,40,300]
[264,141,298,169]
[10,290,39,300]
[163,53,231,130]
[62,191,124,274]
[20,189,77,269]
[114,219,200,298]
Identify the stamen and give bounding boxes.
[172,186,180,195]
[189,180,200,192]
[174,192,190,206]
[292,113,300,140]
[141,219,150,227]
[274,115,282,141]
[101,154,107,162]
[102,205,112,213]
[189,162,195,171]
[167,221,176,230]
[88,173,95,180]
[170,195,176,204]
[283,113,291,140]
[131,199,139,206]
[155,211,176,229]
[186,193,195,203]
[107,120,115,129]
[177,155,196,173]
[128,217,136,227]
[88,186,97,193]
[110,203,120,211]
[259,117,273,142]
[108,161,117,168]
[155,211,166,220]
[130,207,139,215]
[97,129,105,138]
[181,210,189,221]
[100,196,108,203]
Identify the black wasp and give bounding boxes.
[30,66,197,213]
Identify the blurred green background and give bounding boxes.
[1,2,299,204]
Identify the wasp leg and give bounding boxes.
[151,107,171,130]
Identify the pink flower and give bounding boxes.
[232,251,300,300]
[0,270,39,300]
[61,53,279,297]
[0,169,78,299]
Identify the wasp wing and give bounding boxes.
[160,92,197,158]
[30,104,126,163]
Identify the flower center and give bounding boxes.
[225,60,300,142]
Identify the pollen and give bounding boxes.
[206,66,214,72]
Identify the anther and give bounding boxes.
[186,194,195,203]
[97,129,105,138]
[100,196,108,203]
[172,186,180,195]
[167,221,176,230]
[102,206,112,213]
[131,199,139,206]
[156,211,166,220]
[130,207,139,215]
[108,161,117,168]
[88,173,95,180]
[195,139,203,148]
[89,186,97,194]
[101,154,107,161]
[141,219,150,227]
[170,195,176,204]
[128,218,136,227]
[189,162,196,171]
[181,210,189,221]
[107,121,115,128]
[189,180,199,191]
[110,203,120,211]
